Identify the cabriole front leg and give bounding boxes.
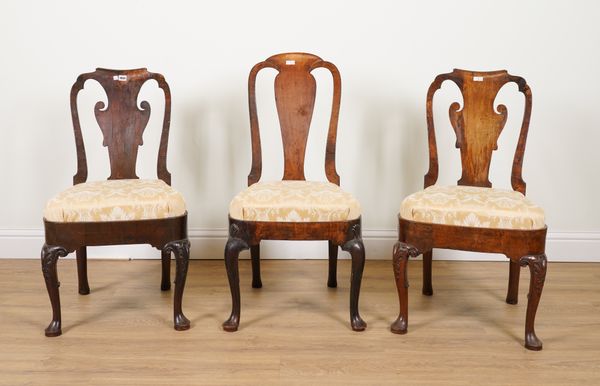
[391,242,420,334]
[223,224,250,332]
[41,244,68,337]
[519,254,547,351]
[163,239,190,331]
[342,224,366,331]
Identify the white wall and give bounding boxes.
[1,0,599,260]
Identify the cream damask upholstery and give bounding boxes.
[44,179,186,223]
[400,185,545,230]
[229,180,361,222]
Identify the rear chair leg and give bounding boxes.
[161,248,171,291]
[328,240,338,288]
[76,246,90,295]
[506,259,521,304]
[251,244,262,288]
[422,250,433,296]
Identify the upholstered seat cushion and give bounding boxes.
[44,179,186,223]
[400,185,545,230]
[229,180,361,222]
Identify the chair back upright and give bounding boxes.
[424,69,532,195]
[247,53,342,186]
[70,68,172,185]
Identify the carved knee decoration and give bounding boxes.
[41,244,69,337]
[519,254,547,351]
[163,239,191,331]
[391,242,420,335]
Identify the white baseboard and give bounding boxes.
[0,228,598,262]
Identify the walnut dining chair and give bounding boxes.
[222,53,366,332]
[41,68,190,336]
[391,69,548,350]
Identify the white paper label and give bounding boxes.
[473,76,484,82]
[113,75,127,81]
[285,60,295,65]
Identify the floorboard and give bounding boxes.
[0,259,598,385]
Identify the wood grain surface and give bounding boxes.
[1,259,598,385]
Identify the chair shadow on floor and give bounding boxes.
[396,261,524,343]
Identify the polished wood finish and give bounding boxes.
[71,68,172,184]
[42,68,189,336]
[247,52,341,185]
[393,69,547,350]
[3,259,598,384]
[424,69,531,193]
[224,53,365,332]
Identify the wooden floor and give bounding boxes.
[1,258,599,385]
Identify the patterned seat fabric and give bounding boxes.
[44,179,186,222]
[229,180,361,222]
[400,185,545,230]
